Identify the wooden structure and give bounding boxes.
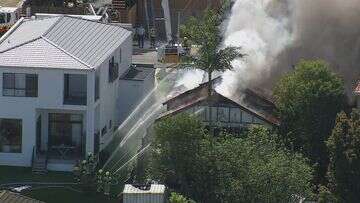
[136,0,222,40]
[159,77,280,135]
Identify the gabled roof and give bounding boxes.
[161,78,280,126]
[0,190,44,203]
[0,16,131,70]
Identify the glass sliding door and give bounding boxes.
[48,113,83,159]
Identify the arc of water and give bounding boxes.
[113,143,151,174]
[103,104,163,169]
[119,104,163,147]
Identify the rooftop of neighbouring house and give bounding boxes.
[160,77,280,126]
[0,190,44,203]
[120,64,155,81]
[123,184,166,194]
[355,81,360,95]
[0,0,22,7]
[0,15,131,70]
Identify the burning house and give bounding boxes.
[158,77,280,135]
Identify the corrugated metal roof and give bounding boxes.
[0,16,131,69]
[0,190,44,203]
[123,184,166,194]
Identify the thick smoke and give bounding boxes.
[219,0,360,96]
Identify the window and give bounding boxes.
[101,126,107,136]
[0,119,22,153]
[230,108,241,123]
[0,14,5,24]
[108,56,119,82]
[242,111,253,123]
[119,49,122,63]
[64,74,87,105]
[218,107,229,122]
[3,73,38,97]
[6,13,11,23]
[48,113,83,158]
[95,70,100,101]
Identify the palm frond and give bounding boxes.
[213,46,245,72]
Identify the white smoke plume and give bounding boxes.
[217,0,292,95]
[218,0,360,96]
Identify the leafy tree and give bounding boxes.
[169,192,196,203]
[150,114,313,202]
[179,9,243,95]
[326,110,360,202]
[149,113,208,199]
[213,127,313,202]
[273,59,346,185]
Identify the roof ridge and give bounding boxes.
[41,36,93,69]
[0,17,61,53]
[42,16,64,37]
[0,37,41,53]
[63,15,128,30]
[0,17,25,45]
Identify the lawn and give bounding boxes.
[24,187,119,203]
[0,166,120,203]
[0,166,73,184]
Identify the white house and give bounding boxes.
[0,16,133,171]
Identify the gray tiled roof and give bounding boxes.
[0,17,60,52]
[0,38,89,69]
[0,16,131,70]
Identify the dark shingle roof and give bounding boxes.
[120,64,154,81]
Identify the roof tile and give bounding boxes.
[0,16,131,70]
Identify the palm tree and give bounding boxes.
[179,8,244,96]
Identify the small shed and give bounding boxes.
[122,184,166,203]
[0,190,44,203]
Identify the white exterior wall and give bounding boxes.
[117,70,155,126]
[0,34,133,169]
[97,34,133,150]
[0,67,94,167]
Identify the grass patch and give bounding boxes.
[0,166,73,184]
[0,166,121,203]
[24,187,118,203]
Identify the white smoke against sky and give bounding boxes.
[175,69,205,89]
[216,0,293,95]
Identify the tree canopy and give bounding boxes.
[149,114,313,203]
[327,109,360,202]
[273,59,346,185]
